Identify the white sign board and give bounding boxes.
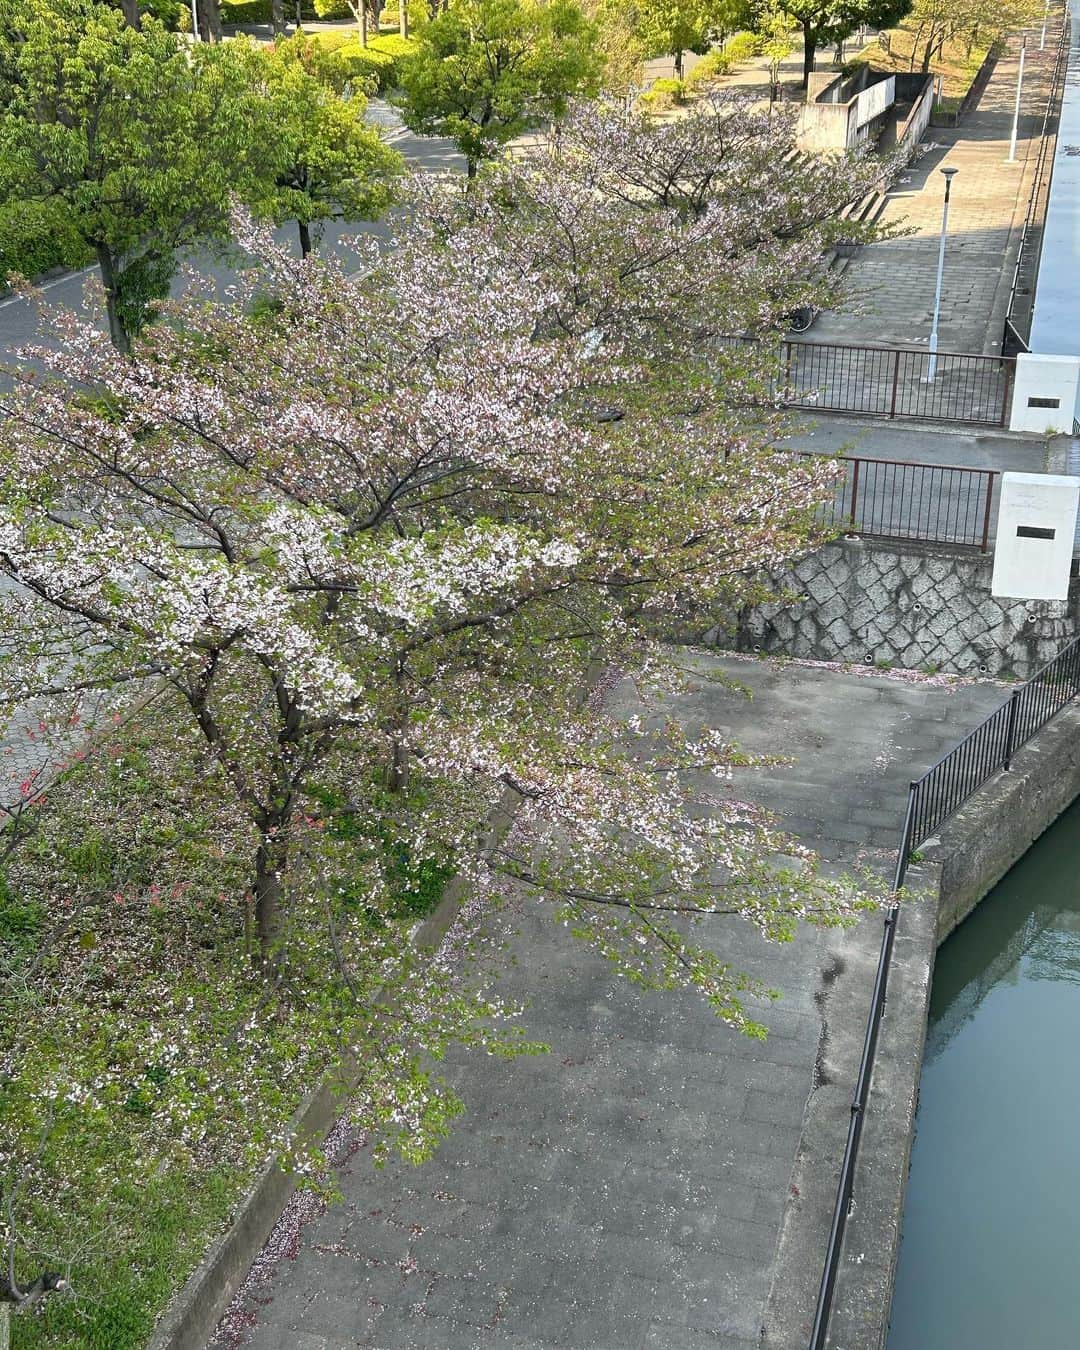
[991,472,1079,601]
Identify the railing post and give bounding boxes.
[1003,689,1022,770]
[889,348,901,419]
[849,457,861,529]
[893,783,917,893]
[980,471,996,552]
[1000,358,1013,427]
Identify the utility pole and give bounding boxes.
[1008,38,1027,163]
[926,167,958,383]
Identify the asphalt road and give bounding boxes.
[0,99,464,376]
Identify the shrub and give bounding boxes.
[0,199,91,286]
[313,0,352,19]
[722,31,761,64]
[685,49,731,86]
[220,0,319,22]
[639,76,685,110]
[317,31,417,93]
[378,0,426,26]
[143,0,192,29]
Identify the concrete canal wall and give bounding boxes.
[823,703,1080,1346]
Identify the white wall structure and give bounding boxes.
[1008,353,1080,434]
[991,472,1080,601]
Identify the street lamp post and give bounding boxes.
[926,166,958,383]
[190,0,200,39]
[1041,0,1050,50]
[1008,38,1027,162]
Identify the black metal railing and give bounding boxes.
[816,455,997,551]
[1003,15,1071,356]
[780,340,1014,427]
[810,630,1080,1349]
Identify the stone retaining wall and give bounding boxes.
[733,537,1079,679]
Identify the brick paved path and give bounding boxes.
[809,24,1064,356]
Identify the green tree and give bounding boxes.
[0,1,272,350]
[584,0,648,91]
[394,0,602,178]
[758,0,911,85]
[256,36,404,256]
[634,0,714,77]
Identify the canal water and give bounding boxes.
[887,795,1080,1349]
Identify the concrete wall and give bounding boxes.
[896,74,935,149]
[1009,352,1080,434]
[731,537,1079,679]
[857,74,896,129]
[797,69,895,150]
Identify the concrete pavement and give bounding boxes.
[212,655,1005,1350]
[809,23,1065,356]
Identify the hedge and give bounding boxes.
[0,199,92,287]
[314,32,417,93]
[220,0,320,23]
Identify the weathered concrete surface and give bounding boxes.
[735,537,1079,679]
[209,656,1005,1350]
[779,413,1049,475]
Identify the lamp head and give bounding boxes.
[941,166,959,181]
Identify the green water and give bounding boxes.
[887,795,1080,1350]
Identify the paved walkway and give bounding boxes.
[213,655,1006,1350]
[809,23,1064,356]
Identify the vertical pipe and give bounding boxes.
[850,457,861,529]
[1004,689,1022,770]
[1001,358,1013,427]
[889,348,901,418]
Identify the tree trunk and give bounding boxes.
[271,0,286,35]
[399,2,408,38]
[467,156,478,179]
[254,836,288,964]
[197,0,222,42]
[119,0,142,29]
[298,219,313,257]
[802,28,816,86]
[674,49,684,80]
[95,246,131,355]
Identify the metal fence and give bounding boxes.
[1003,15,1071,356]
[780,340,1014,426]
[810,630,1080,1350]
[818,455,997,551]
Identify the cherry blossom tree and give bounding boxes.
[0,95,890,1163]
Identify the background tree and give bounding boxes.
[583,0,648,91]
[256,35,404,256]
[394,0,602,177]
[758,0,911,85]
[0,98,894,1325]
[0,93,891,975]
[0,2,274,350]
[633,0,716,78]
[754,0,797,97]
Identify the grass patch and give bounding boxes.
[853,22,993,101]
[0,694,476,1349]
